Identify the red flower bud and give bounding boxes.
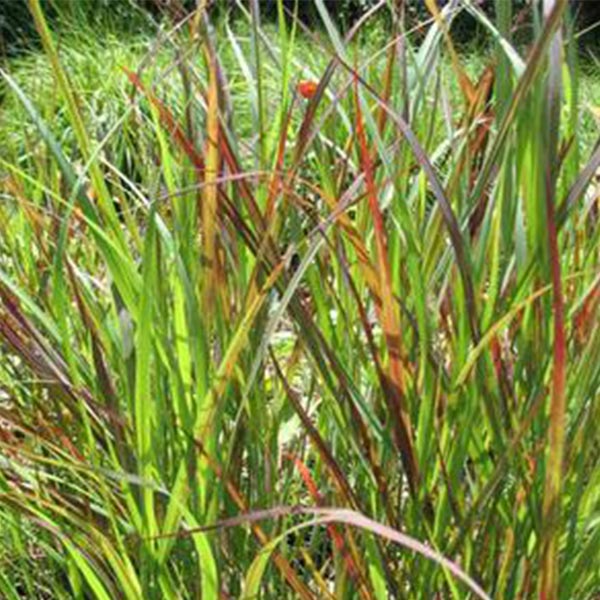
[297,80,318,99]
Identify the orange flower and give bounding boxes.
[297,80,318,99]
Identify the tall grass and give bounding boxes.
[0,0,599,598]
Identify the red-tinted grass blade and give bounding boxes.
[353,71,420,495]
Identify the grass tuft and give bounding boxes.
[0,1,599,598]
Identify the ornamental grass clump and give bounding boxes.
[0,0,599,598]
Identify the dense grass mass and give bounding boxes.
[1,0,599,598]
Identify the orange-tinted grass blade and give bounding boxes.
[326,252,405,525]
[424,0,477,107]
[202,44,222,315]
[284,452,373,600]
[353,72,420,495]
[347,63,481,345]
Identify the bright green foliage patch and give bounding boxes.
[0,1,599,599]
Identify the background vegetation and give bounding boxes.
[0,0,599,598]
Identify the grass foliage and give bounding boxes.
[0,0,599,598]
